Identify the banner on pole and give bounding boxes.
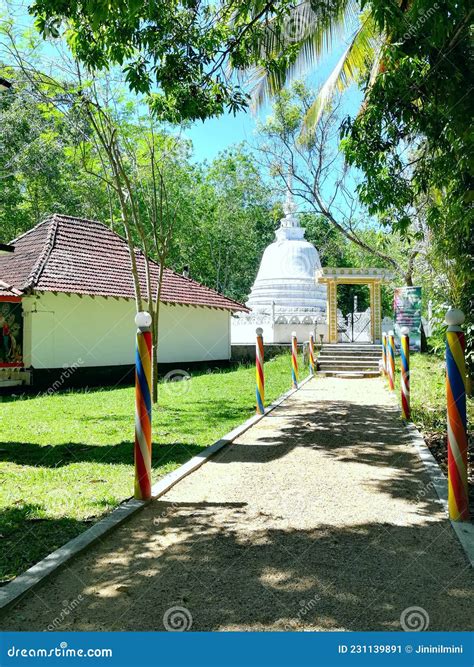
[393,287,422,351]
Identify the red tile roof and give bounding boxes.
[0,215,248,312]
[0,280,22,298]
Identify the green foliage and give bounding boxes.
[0,63,274,304]
[168,147,277,302]
[340,0,473,365]
[249,0,362,110]
[0,68,112,239]
[302,213,396,316]
[27,0,304,122]
[394,352,473,434]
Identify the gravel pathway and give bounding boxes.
[2,377,473,632]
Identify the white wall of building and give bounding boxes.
[22,292,231,368]
[231,317,328,344]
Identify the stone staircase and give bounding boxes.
[317,343,382,378]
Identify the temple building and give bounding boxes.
[0,214,246,389]
[232,188,327,344]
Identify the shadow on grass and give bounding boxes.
[0,441,204,468]
[1,386,473,630]
[0,362,259,404]
[0,441,206,581]
[0,504,93,585]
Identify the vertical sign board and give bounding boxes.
[393,287,422,351]
[0,298,24,366]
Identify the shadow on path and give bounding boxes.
[1,499,472,632]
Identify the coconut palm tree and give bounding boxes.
[246,1,381,140]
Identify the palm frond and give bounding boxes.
[247,0,360,110]
[299,14,378,142]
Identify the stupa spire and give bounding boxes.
[281,171,299,229]
[275,173,304,241]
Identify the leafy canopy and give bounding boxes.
[341,0,472,236]
[29,0,308,122]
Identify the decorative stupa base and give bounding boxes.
[231,309,328,345]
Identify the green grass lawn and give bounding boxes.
[0,352,305,582]
[393,352,473,515]
[393,351,473,433]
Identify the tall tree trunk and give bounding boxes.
[152,262,165,403]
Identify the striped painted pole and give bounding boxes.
[382,332,387,376]
[309,332,315,376]
[400,326,410,420]
[134,311,153,501]
[256,327,265,415]
[388,330,395,391]
[291,331,299,389]
[445,308,469,522]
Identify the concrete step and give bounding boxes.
[318,370,381,378]
[321,345,382,351]
[321,352,382,357]
[319,354,382,361]
[319,359,380,362]
[323,342,382,350]
[318,356,379,364]
[318,354,380,364]
[319,363,380,371]
[318,352,382,358]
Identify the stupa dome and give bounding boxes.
[246,189,327,313]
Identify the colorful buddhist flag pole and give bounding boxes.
[388,330,395,391]
[134,311,153,501]
[382,332,387,376]
[400,326,410,420]
[445,308,469,522]
[291,332,299,389]
[309,332,316,376]
[256,327,265,415]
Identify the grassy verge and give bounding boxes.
[393,352,473,432]
[0,352,306,582]
[393,352,473,515]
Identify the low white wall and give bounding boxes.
[231,318,328,344]
[23,293,230,368]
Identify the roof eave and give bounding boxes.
[30,288,249,312]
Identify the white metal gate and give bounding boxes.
[341,308,371,342]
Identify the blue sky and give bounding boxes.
[185,43,362,162]
[5,0,365,219]
[6,1,362,165]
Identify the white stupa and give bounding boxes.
[246,188,326,314]
[232,185,327,344]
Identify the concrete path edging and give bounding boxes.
[404,420,474,567]
[0,375,313,612]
